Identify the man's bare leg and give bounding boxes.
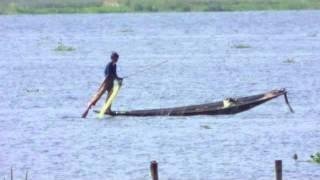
[82,80,108,118]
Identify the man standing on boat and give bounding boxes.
[103,52,123,113]
[82,52,122,118]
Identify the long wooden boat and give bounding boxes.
[96,89,294,117]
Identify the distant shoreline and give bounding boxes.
[1,0,320,15]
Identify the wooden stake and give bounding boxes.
[10,168,13,180]
[25,170,28,180]
[275,160,282,180]
[150,161,158,180]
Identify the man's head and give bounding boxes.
[111,52,119,64]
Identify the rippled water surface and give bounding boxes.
[1,11,320,180]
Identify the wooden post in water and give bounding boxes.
[150,161,159,180]
[25,170,28,180]
[275,160,282,180]
[10,168,13,180]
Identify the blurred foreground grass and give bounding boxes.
[1,0,320,14]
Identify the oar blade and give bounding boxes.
[81,107,90,118]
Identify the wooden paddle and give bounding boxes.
[81,106,91,118]
[98,79,122,119]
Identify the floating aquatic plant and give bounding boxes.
[26,88,39,93]
[120,28,134,33]
[233,44,251,49]
[310,152,320,164]
[54,42,75,52]
[200,125,211,129]
[283,58,295,64]
[309,33,318,37]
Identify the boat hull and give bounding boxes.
[96,89,287,117]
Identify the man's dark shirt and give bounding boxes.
[104,62,118,79]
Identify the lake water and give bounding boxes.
[0,11,320,180]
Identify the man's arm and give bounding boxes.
[114,65,122,80]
